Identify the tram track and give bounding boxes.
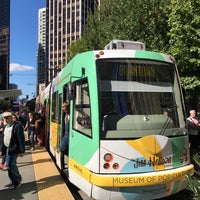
[47,150,91,200]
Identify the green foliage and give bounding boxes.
[169,0,200,109]
[181,76,200,106]
[168,0,200,77]
[67,0,200,109]
[187,153,200,199]
[181,77,200,90]
[0,99,11,111]
[67,39,89,62]
[68,0,171,55]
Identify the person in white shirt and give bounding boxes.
[0,112,25,189]
[186,109,200,150]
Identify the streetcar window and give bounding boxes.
[52,91,60,123]
[73,78,92,137]
[58,93,62,124]
[97,59,185,139]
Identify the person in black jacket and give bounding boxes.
[0,112,25,189]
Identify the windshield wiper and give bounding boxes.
[159,109,173,135]
[159,117,172,135]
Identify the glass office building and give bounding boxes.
[0,0,10,90]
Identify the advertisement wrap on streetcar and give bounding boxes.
[36,40,194,200]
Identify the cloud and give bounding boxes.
[10,63,34,72]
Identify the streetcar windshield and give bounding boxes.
[97,58,185,139]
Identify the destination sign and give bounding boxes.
[118,64,155,79]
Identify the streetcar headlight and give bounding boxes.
[113,163,120,170]
[104,153,113,162]
[103,163,110,170]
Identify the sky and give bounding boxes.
[10,0,46,100]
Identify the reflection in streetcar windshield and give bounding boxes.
[97,59,185,139]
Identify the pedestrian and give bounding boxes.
[0,111,25,189]
[12,113,18,123]
[0,113,6,170]
[35,109,45,146]
[60,101,70,155]
[19,111,28,128]
[185,109,200,150]
[24,112,36,150]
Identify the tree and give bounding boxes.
[186,153,200,200]
[67,38,89,62]
[67,0,200,109]
[168,0,200,109]
[0,99,11,111]
[68,0,171,57]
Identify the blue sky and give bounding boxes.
[10,0,46,99]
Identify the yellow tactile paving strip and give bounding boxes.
[31,147,75,200]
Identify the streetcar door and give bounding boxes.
[60,83,72,172]
[69,78,95,165]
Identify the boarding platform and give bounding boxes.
[0,145,74,200]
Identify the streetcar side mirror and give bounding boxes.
[68,82,76,100]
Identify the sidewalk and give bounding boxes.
[31,147,74,200]
[0,145,74,200]
[0,148,38,200]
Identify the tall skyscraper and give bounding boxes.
[37,7,46,96]
[46,0,98,84]
[0,0,10,90]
